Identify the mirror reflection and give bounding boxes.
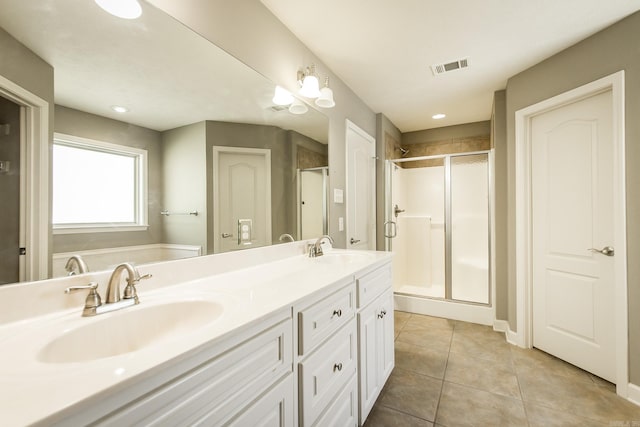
[0,0,329,283]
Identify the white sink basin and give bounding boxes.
[314,251,375,264]
[38,299,223,364]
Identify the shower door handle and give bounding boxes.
[384,220,397,238]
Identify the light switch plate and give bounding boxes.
[0,160,9,173]
[333,188,344,204]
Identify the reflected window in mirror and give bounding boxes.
[52,133,148,234]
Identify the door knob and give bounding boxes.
[350,238,361,245]
[221,233,232,238]
[394,204,405,218]
[588,246,614,256]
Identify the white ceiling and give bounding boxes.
[261,0,640,132]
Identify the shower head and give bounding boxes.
[399,147,409,157]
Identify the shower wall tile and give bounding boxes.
[400,135,490,169]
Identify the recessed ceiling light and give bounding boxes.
[95,0,142,20]
[111,105,129,113]
[432,113,446,120]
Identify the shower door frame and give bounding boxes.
[385,150,494,307]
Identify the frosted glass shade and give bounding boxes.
[289,100,308,115]
[315,86,335,108]
[299,75,320,98]
[95,0,142,19]
[272,86,294,106]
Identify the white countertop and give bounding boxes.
[0,247,392,426]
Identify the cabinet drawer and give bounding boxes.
[313,373,358,427]
[299,321,357,427]
[356,263,392,308]
[298,282,355,355]
[98,315,292,427]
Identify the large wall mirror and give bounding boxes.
[0,0,329,284]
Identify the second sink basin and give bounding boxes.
[38,299,224,364]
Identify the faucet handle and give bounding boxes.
[123,273,152,301]
[65,282,102,316]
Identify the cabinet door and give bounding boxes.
[225,374,294,427]
[357,301,380,422]
[379,290,395,384]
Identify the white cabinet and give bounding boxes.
[356,263,394,424]
[90,310,293,427]
[296,280,358,427]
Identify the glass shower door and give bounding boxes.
[448,153,490,304]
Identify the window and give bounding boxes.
[52,133,148,233]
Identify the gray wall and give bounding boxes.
[0,27,54,274]
[504,11,640,383]
[0,97,21,284]
[492,90,507,321]
[147,0,377,249]
[402,121,492,145]
[376,113,402,250]
[161,121,208,251]
[53,105,164,252]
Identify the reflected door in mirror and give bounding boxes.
[0,96,21,284]
[213,147,272,253]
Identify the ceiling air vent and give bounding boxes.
[431,57,470,76]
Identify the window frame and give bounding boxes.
[52,132,149,234]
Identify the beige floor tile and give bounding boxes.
[449,328,512,363]
[395,340,449,379]
[364,405,434,427]
[436,381,527,427]
[404,314,456,332]
[379,368,442,422]
[444,351,521,399]
[396,327,453,353]
[517,368,640,424]
[511,346,592,384]
[524,401,607,427]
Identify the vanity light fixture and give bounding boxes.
[432,113,446,120]
[272,86,294,106]
[111,105,129,113]
[289,99,309,115]
[95,0,142,20]
[298,64,321,99]
[315,77,335,109]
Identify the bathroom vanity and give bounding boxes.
[0,242,393,426]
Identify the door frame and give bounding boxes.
[515,71,628,395]
[212,146,272,253]
[345,119,376,249]
[0,75,49,282]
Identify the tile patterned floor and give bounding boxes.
[364,311,640,427]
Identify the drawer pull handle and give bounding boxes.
[333,309,342,317]
[378,309,387,319]
[333,362,343,372]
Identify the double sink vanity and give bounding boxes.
[0,240,394,426]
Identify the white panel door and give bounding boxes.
[213,147,271,253]
[300,169,324,240]
[531,90,615,381]
[346,120,376,250]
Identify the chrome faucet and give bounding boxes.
[279,233,295,242]
[64,255,89,276]
[106,262,151,304]
[65,262,151,316]
[308,235,334,257]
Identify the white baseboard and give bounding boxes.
[628,383,640,406]
[493,319,509,332]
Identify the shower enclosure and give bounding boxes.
[385,151,493,321]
